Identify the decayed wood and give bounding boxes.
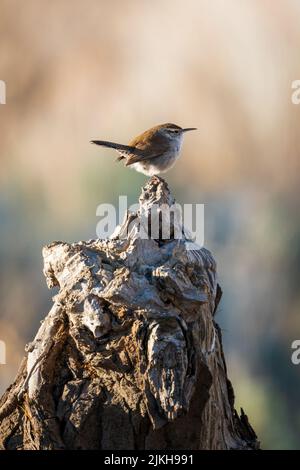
[0,176,259,450]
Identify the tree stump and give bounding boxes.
[0,176,259,450]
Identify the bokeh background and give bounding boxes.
[1,0,300,449]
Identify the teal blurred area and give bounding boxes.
[1,0,300,449]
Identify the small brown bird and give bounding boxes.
[91,123,197,176]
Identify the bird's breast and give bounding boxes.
[172,136,183,154]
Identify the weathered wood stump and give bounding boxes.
[0,176,259,450]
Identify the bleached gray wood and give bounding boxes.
[0,176,259,450]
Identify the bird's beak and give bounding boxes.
[182,127,197,133]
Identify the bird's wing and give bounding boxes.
[125,131,169,166]
[125,151,164,166]
[91,128,169,166]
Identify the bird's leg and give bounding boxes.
[151,175,164,184]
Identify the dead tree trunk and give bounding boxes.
[0,176,259,450]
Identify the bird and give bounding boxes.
[90,123,197,176]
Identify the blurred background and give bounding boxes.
[0,0,300,449]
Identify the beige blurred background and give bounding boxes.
[1,0,300,449]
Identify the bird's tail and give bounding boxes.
[90,140,137,154]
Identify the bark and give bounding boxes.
[0,176,259,450]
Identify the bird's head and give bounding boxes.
[157,123,197,143]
